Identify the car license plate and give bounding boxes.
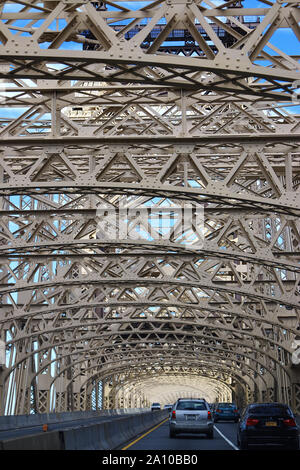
[186,415,196,420]
[265,421,277,427]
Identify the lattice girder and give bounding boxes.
[0,0,300,415]
[0,0,299,98]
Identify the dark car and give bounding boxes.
[214,402,240,422]
[237,402,299,450]
[164,404,173,412]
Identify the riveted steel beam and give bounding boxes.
[1,0,299,415]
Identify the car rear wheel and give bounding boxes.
[239,438,248,450]
[287,439,299,450]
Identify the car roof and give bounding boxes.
[217,402,235,404]
[248,402,289,408]
[177,398,206,401]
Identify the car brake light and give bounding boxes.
[246,418,259,427]
[171,410,176,420]
[283,418,296,427]
[208,411,212,420]
[234,409,238,413]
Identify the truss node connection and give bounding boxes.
[0,0,299,416]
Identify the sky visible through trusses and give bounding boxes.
[1,0,299,115]
[1,0,299,413]
[1,0,299,53]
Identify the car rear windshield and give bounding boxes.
[176,401,207,411]
[249,405,290,416]
[218,403,236,408]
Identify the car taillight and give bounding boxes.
[246,418,259,427]
[216,409,221,412]
[234,409,238,413]
[283,418,296,427]
[171,410,176,420]
[208,411,212,420]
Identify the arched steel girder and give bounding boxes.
[111,373,235,404]
[25,344,276,391]
[2,235,300,269]
[60,356,259,403]
[3,299,298,348]
[2,298,298,346]
[2,247,300,310]
[0,51,298,99]
[2,212,300,278]
[2,245,300,275]
[2,276,300,309]
[113,371,238,398]
[0,144,300,217]
[105,373,233,411]
[3,316,295,365]
[3,326,289,392]
[2,189,299,266]
[3,312,296,360]
[0,0,299,99]
[113,375,232,397]
[1,182,299,218]
[3,301,297,331]
[82,358,265,401]
[83,353,271,391]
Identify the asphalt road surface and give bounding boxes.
[121,418,239,451]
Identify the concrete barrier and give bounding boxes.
[62,410,168,450]
[100,410,168,450]
[0,408,146,431]
[0,430,64,450]
[0,410,168,450]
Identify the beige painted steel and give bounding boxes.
[0,0,299,416]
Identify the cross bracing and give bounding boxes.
[0,0,299,415]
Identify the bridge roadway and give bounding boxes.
[120,415,300,451]
[1,411,299,451]
[120,417,239,451]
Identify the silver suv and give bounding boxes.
[169,398,214,438]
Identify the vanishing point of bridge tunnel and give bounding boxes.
[0,0,300,451]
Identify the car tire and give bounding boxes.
[169,429,176,438]
[207,430,214,439]
[287,439,299,450]
[239,438,248,450]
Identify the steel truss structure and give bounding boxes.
[0,0,300,415]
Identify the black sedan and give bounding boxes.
[237,402,299,450]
